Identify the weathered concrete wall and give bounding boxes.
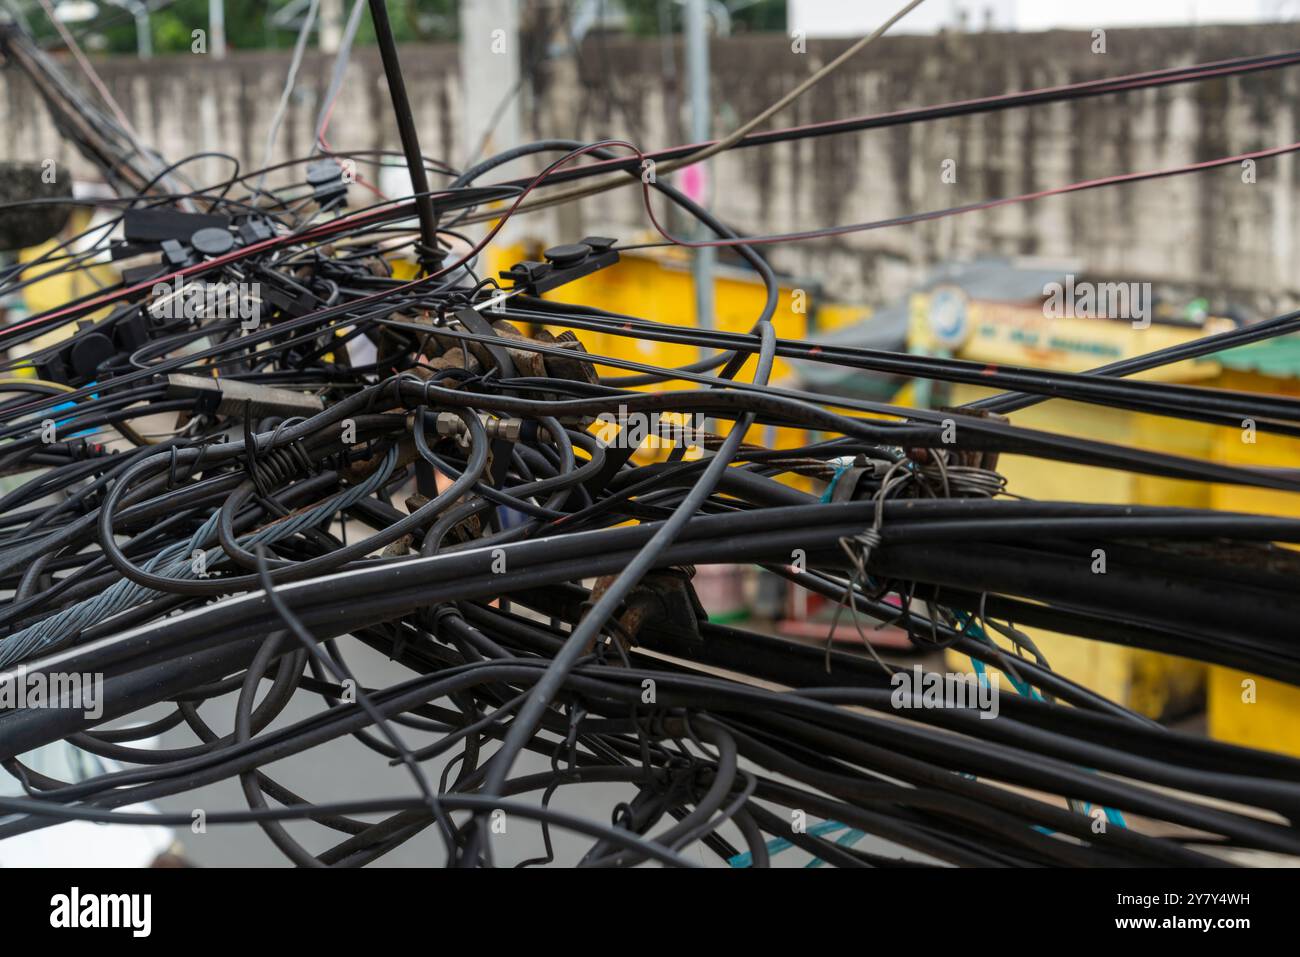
[5,24,1300,314]
[0,43,463,194]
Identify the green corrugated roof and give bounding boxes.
[1205,334,1300,379]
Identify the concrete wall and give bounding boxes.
[5,23,1300,314]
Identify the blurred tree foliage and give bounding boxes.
[28,0,457,55]
[620,0,787,35]
[24,0,785,56]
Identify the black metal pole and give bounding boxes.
[367,0,440,272]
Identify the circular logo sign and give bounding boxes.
[927,284,970,349]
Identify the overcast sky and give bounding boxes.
[789,0,1300,36]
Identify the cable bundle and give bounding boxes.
[2,8,1300,867]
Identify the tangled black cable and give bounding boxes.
[3,10,1300,868]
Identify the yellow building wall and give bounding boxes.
[9,212,118,370]
[941,384,1210,719]
[483,243,869,462]
[1207,370,1300,757]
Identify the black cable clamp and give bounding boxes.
[500,237,618,295]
